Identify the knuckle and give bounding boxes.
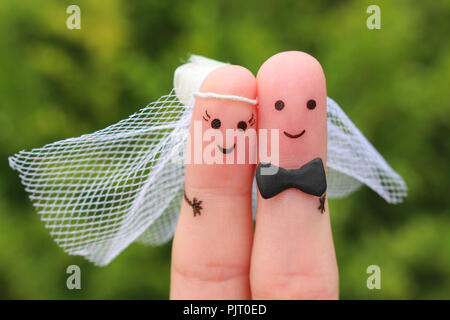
[252,270,339,300]
[173,261,249,284]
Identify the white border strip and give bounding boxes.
[194,91,258,105]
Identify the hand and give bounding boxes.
[170,52,339,300]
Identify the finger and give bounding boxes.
[170,65,257,299]
[251,51,339,299]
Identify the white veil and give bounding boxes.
[9,55,407,266]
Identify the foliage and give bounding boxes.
[0,0,449,299]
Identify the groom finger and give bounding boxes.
[251,51,339,299]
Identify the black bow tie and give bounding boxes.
[256,158,327,199]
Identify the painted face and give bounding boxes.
[200,103,256,155]
[185,65,257,191]
[256,51,327,169]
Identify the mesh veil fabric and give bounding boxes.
[9,55,407,265]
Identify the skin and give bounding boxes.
[171,65,257,299]
[170,52,339,300]
[250,51,339,299]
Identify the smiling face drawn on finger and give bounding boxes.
[273,98,317,139]
[185,64,257,192]
[201,107,256,155]
[256,51,327,168]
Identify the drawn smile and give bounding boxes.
[218,144,236,154]
[283,129,306,139]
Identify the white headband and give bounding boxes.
[194,91,258,105]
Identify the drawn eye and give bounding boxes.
[211,118,221,129]
[248,113,255,126]
[275,100,285,111]
[203,109,211,121]
[237,121,247,131]
[307,99,316,110]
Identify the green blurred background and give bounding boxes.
[1,0,449,299]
